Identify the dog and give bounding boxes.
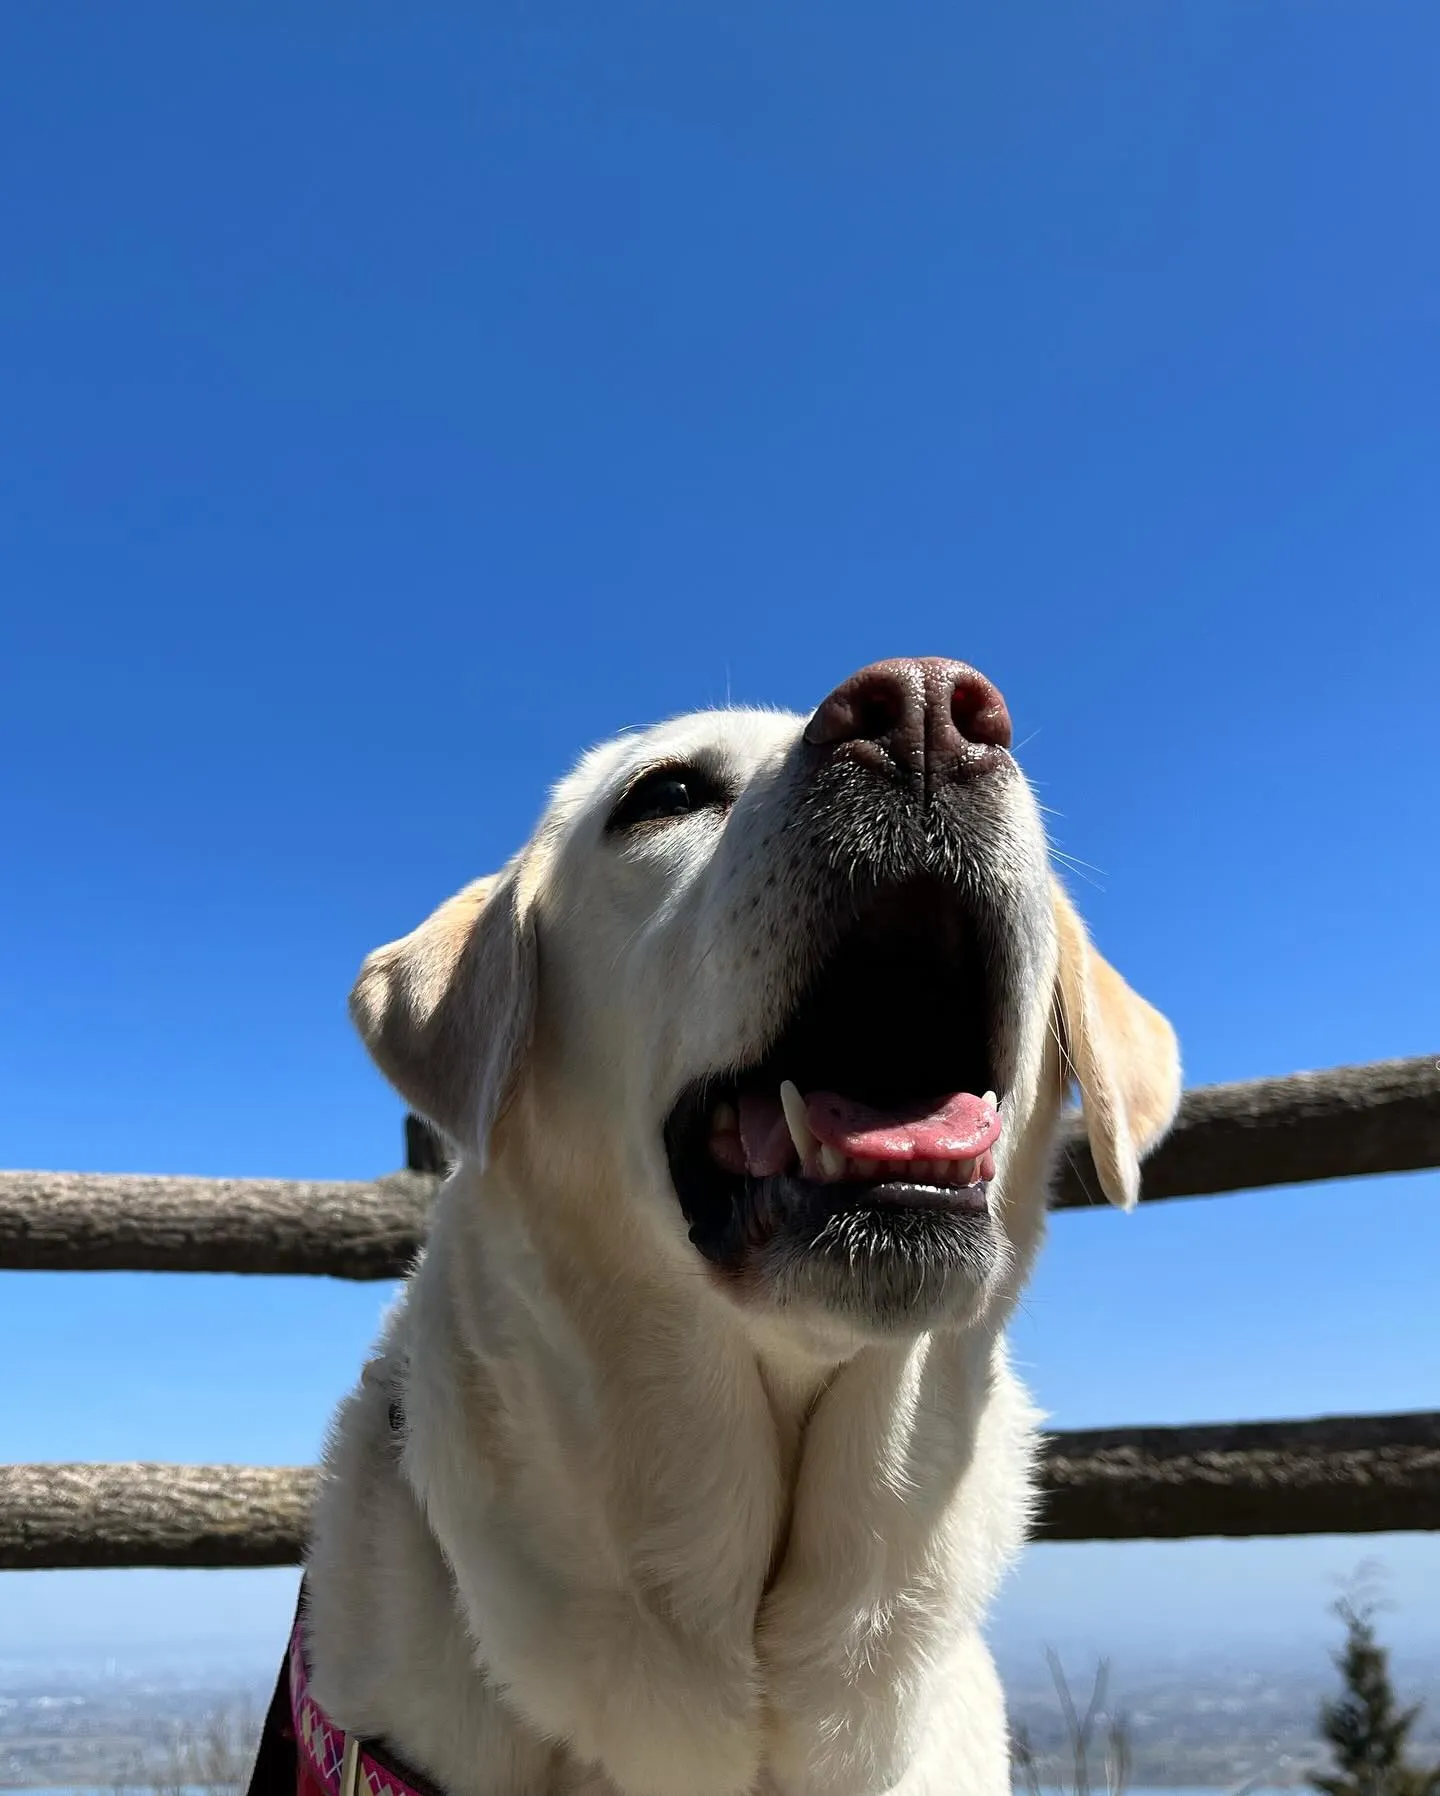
[290,657,1179,1796]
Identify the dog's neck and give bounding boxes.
[409,1151,1002,1535]
[320,1153,1026,1796]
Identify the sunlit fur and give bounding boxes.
[312,702,1181,1796]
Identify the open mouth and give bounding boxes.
[664,878,1004,1268]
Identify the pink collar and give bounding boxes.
[289,1610,437,1796]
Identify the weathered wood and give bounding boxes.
[4,1412,1436,1568]
[1,1057,1435,1278]
[0,1170,434,1280]
[0,1462,318,1569]
[1050,1052,1440,1209]
[1036,1408,1440,1541]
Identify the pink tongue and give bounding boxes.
[735,1088,1001,1174]
[805,1091,1001,1161]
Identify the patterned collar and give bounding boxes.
[287,1606,441,1796]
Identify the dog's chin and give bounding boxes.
[709,1173,1004,1337]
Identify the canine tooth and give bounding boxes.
[779,1080,819,1161]
[982,1090,998,1110]
[711,1102,738,1132]
[819,1143,846,1180]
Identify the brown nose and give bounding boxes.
[803,657,1012,791]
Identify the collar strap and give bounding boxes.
[288,1611,435,1796]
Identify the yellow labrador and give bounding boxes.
[303,658,1179,1796]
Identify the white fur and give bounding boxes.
[310,698,1179,1795]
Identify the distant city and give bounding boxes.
[2,1642,1437,1791]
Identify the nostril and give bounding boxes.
[950,673,1012,751]
[854,690,904,740]
[806,657,1010,774]
[804,664,921,751]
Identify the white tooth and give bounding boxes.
[982,1090,998,1110]
[911,1159,933,1182]
[779,1080,819,1161]
[819,1144,846,1180]
[852,1157,879,1179]
[712,1102,738,1133]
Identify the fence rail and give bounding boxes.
[3,1056,1437,1281]
[4,1052,1438,1563]
[5,1411,1436,1570]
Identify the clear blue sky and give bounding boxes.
[3,2,1437,1676]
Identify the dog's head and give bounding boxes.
[351,658,1179,1347]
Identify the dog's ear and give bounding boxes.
[1052,882,1181,1209]
[349,868,536,1164]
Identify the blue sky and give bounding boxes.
[2,2,1437,1673]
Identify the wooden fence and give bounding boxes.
[3,1055,1438,1569]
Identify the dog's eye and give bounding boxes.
[607,765,730,833]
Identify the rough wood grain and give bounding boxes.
[0,1462,318,1569]
[0,1170,433,1279]
[1036,1408,1440,1541]
[2,1057,1435,1277]
[1050,1054,1440,1211]
[5,1412,1437,1567]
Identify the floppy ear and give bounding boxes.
[1052,882,1181,1209]
[349,868,536,1164]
